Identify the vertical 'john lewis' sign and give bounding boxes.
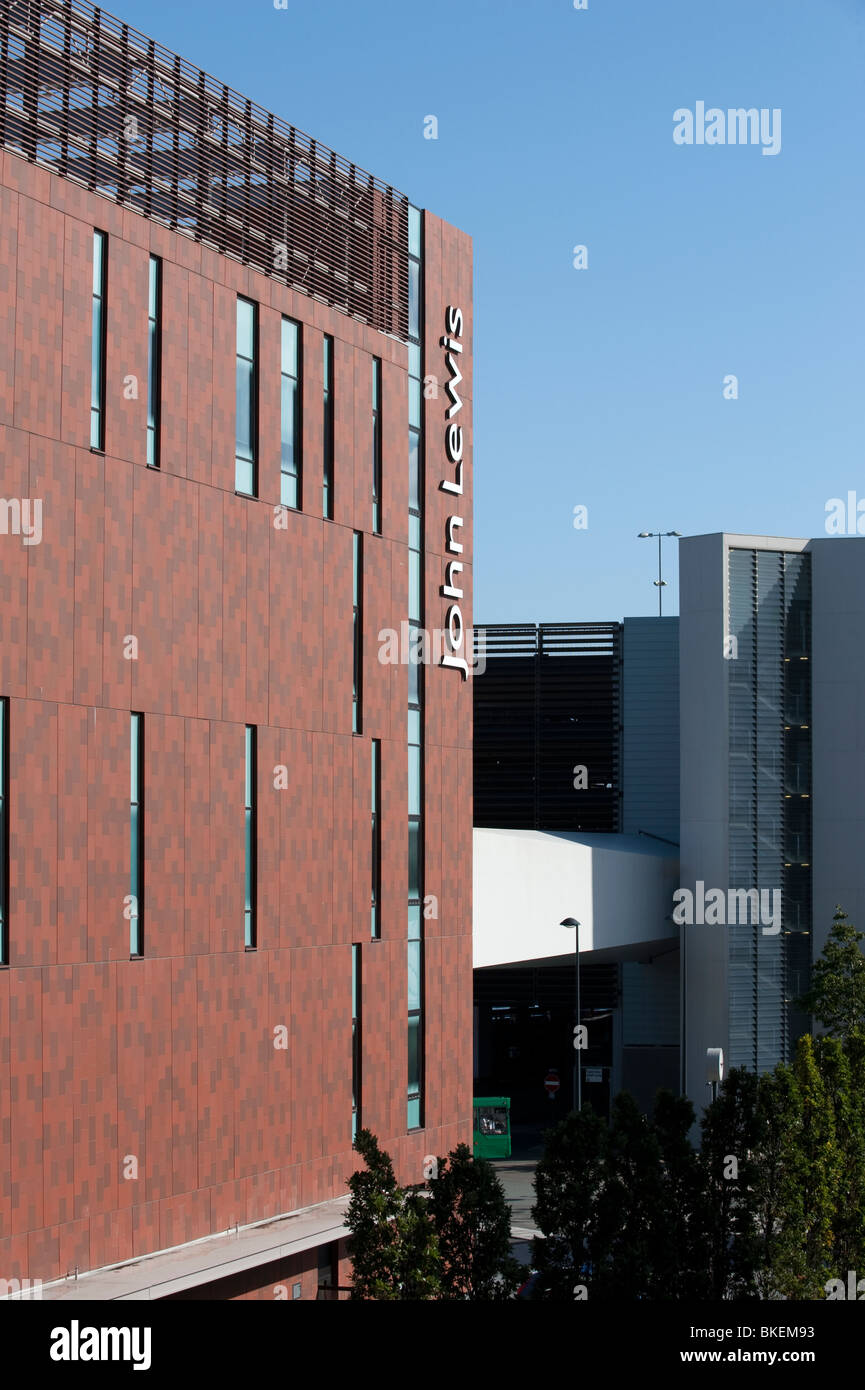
[440,305,468,678]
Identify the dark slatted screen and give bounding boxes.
[0,0,409,338]
[473,622,622,831]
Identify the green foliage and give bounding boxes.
[699,1067,764,1299]
[426,1143,521,1300]
[532,1093,709,1301]
[796,906,865,1039]
[651,1090,712,1300]
[345,1129,440,1300]
[346,1131,519,1300]
[531,1106,607,1300]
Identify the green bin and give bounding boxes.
[472,1096,511,1159]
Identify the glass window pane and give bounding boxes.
[130,716,139,800]
[235,457,253,495]
[281,318,298,377]
[408,940,421,1011]
[408,819,420,900]
[281,472,298,509]
[408,708,420,746]
[409,260,420,340]
[408,903,421,938]
[408,205,421,260]
[409,378,421,429]
[407,1095,420,1130]
[408,1015,420,1092]
[408,550,420,622]
[408,646,419,707]
[237,299,254,357]
[409,430,420,511]
[408,744,421,816]
[236,359,252,457]
[281,376,297,470]
[93,231,104,294]
[148,257,159,317]
[408,343,421,381]
[91,300,103,406]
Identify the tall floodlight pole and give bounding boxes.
[638,531,682,616]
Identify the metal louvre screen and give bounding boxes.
[0,0,409,338]
[727,548,812,1072]
[473,622,621,831]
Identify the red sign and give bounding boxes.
[544,1071,560,1096]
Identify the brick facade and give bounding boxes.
[0,148,472,1292]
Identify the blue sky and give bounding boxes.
[118,0,865,622]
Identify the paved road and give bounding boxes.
[490,1124,545,1265]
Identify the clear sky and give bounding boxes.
[116,0,865,623]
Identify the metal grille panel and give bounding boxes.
[0,0,409,338]
[473,622,622,831]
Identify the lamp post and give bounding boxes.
[560,917,581,1112]
[638,530,682,616]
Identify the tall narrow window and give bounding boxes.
[407,204,424,1131]
[407,936,422,1129]
[91,230,107,449]
[371,740,380,940]
[353,532,362,734]
[245,725,257,947]
[280,317,301,508]
[323,335,334,520]
[147,256,161,467]
[236,298,257,495]
[0,698,8,966]
[130,713,143,956]
[372,358,382,534]
[352,945,361,1141]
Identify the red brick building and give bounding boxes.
[0,0,472,1299]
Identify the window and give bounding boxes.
[130,713,143,956]
[352,945,361,1141]
[353,532,362,734]
[407,203,424,1132]
[281,317,301,508]
[147,256,161,467]
[91,230,106,449]
[245,725,256,946]
[0,698,7,966]
[371,741,380,940]
[236,298,257,495]
[372,358,382,534]
[323,335,334,520]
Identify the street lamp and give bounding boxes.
[560,917,581,1111]
[638,530,682,616]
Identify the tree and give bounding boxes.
[589,1092,666,1300]
[796,906,865,1039]
[699,1067,764,1299]
[531,1106,607,1300]
[814,1034,865,1278]
[767,1035,838,1298]
[426,1143,521,1300]
[345,1129,440,1299]
[651,1090,712,1300]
